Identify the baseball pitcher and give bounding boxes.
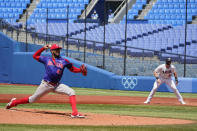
[6,44,87,118]
[144,58,186,104]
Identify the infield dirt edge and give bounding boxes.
[0,108,195,126]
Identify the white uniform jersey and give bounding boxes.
[154,64,176,79]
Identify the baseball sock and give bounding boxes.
[11,97,29,107]
[69,95,78,115]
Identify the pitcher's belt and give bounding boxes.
[43,80,58,86]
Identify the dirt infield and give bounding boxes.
[0,94,197,125]
[0,108,194,126]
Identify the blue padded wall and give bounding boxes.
[0,32,14,83]
[10,52,197,93]
[0,32,197,93]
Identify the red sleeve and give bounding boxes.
[33,47,45,61]
[69,66,81,73]
[64,59,81,73]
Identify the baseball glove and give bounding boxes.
[80,64,87,76]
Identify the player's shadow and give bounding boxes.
[11,108,71,116]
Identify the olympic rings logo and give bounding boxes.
[122,77,138,89]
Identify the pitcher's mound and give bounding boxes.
[0,108,194,126]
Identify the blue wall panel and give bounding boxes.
[11,52,45,85]
[62,57,114,89]
[110,76,197,93]
[0,32,14,83]
[13,42,42,52]
[0,32,196,93]
[9,52,197,93]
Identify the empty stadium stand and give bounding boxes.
[27,0,89,24]
[0,0,31,23]
[145,0,197,25]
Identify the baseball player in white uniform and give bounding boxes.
[144,58,186,104]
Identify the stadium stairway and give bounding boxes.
[121,0,147,23]
[27,0,89,24]
[192,16,197,24]
[0,0,31,23]
[137,0,157,20]
[19,0,40,24]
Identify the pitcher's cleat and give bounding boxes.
[144,100,150,104]
[71,113,85,118]
[6,98,16,109]
[180,101,186,105]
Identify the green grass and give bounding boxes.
[1,84,197,98]
[0,84,197,131]
[0,124,197,131]
[0,103,197,131]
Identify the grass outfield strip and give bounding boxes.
[0,124,197,131]
[1,84,197,131]
[0,85,197,98]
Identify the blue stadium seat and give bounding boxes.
[152,4,158,9]
[189,0,195,3]
[3,13,9,18]
[173,0,179,2]
[41,3,47,8]
[2,8,7,12]
[16,3,21,8]
[174,4,179,9]
[84,0,89,3]
[53,3,58,8]
[78,0,83,3]
[190,4,196,9]
[163,4,169,9]
[159,9,164,14]
[22,3,26,8]
[72,0,78,3]
[55,9,60,13]
[168,4,174,9]
[176,15,181,20]
[6,3,10,7]
[0,3,5,7]
[160,15,165,19]
[49,9,55,13]
[175,9,180,14]
[191,9,197,14]
[58,3,64,8]
[67,0,72,3]
[155,15,160,20]
[179,4,185,9]
[48,3,53,8]
[164,9,170,14]
[179,0,184,2]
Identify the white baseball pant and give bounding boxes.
[29,80,75,103]
[146,78,184,102]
